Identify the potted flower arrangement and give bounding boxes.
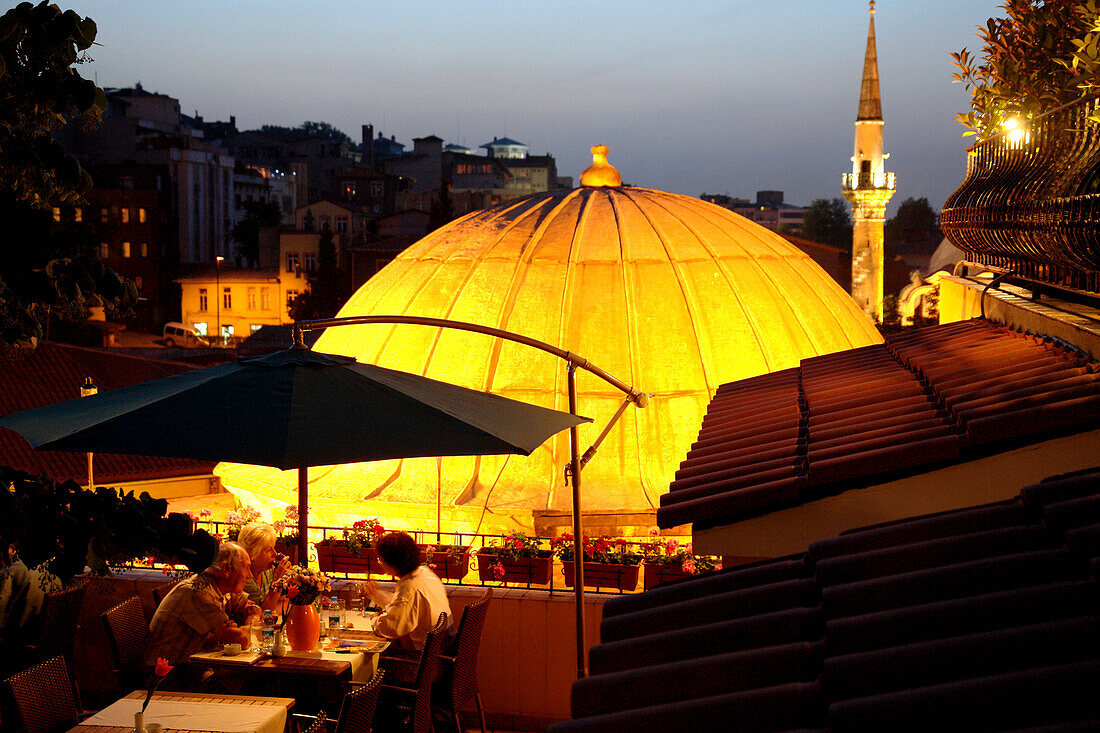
[476,531,553,585]
[270,565,332,651]
[272,505,300,564]
[552,533,642,592]
[315,518,386,575]
[421,542,471,581]
[640,531,720,590]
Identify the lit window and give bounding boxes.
[223,287,232,310]
[100,208,108,223]
[303,253,317,273]
[122,241,131,258]
[74,207,82,222]
[286,290,299,309]
[250,324,264,334]
[198,289,208,311]
[261,288,270,310]
[247,287,256,310]
[140,242,148,257]
[121,208,130,224]
[194,322,208,336]
[52,207,61,222]
[99,242,110,258]
[138,208,146,223]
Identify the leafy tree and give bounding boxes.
[259,121,354,148]
[801,198,852,248]
[0,3,135,346]
[231,199,281,266]
[288,230,352,320]
[886,197,941,249]
[951,0,1100,137]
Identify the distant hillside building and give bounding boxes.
[701,191,807,233]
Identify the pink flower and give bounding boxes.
[665,539,679,554]
[685,542,693,554]
[284,505,298,520]
[200,508,212,517]
[492,562,505,581]
[648,527,659,537]
[511,539,523,550]
[681,559,696,574]
[372,524,385,535]
[184,510,198,521]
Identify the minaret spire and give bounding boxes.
[858,0,882,121]
[843,0,895,322]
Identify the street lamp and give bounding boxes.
[215,255,225,346]
[80,377,97,486]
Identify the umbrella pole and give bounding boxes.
[298,467,309,566]
[568,364,587,680]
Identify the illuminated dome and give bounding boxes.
[218,149,881,533]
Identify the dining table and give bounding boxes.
[71,690,294,733]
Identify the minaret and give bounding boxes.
[843,0,895,322]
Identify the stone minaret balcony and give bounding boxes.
[842,170,896,192]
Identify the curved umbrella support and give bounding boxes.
[293,315,649,680]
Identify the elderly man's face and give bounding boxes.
[228,551,252,594]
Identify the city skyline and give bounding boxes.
[75,0,1003,215]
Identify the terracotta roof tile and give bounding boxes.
[657,318,1100,529]
[0,343,217,485]
[554,466,1100,732]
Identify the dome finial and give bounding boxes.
[580,144,621,187]
[869,0,875,15]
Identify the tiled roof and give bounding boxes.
[0,343,217,484]
[658,318,1100,529]
[554,466,1100,732]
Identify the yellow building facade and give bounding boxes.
[176,270,287,342]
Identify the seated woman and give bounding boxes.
[237,522,292,612]
[366,531,453,651]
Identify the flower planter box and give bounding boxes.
[562,560,640,591]
[316,544,385,575]
[643,562,696,590]
[421,546,471,580]
[476,553,553,585]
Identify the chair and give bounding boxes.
[3,656,84,733]
[34,582,88,666]
[378,614,449,733]
[432,589,492,733]
[101,596,148,691]
[151,579,181,607]
[290,670,385,733]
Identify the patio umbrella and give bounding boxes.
[0,345,590,560]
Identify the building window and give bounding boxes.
[247,287,256,310]
[52,207,61,222]
[198,288,208,311]
[335,216,348,233]
[319,216,331,231]
[303,252,317,273]
[99,242,110,258]
[134,276,143,293]
[223,287,232,310]
[261,287,270,310]
[100,208,108,223]
[122,241,131,258]
[250,324,264,334]
[140,242,148,257]
[194,322,208,336]
[286,252,299,273]
[74,207,82,223]
[370,181,383,197]
[121,208,130,224]
[286,290,299,309]
[138,207,147,223]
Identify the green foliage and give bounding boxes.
[231,199,281,265]
[0,1,106,208]
[801,198,852,248]
[288,229,353,320]
[951,0,1100,137]
[886,197,941,248]
[259,121,355,148]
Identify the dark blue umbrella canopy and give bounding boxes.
[0,346,590,470]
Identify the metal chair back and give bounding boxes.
[3,656,81,733]
[337,669,385,733]
[100,596,147,689]
[38,582,88,666]
[409,613,449,733]
[442,588,492,732]
[151,579,180,607]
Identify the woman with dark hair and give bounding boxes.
[365,531,453,650]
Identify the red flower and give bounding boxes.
[372,524,385,535]
[511,539,523,550]
[154,657,173,677]
[287,583,299,599]
[492,562,505,581]
[681,559,696,575]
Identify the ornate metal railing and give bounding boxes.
[842,171,896,191]
[941,95,1100,293]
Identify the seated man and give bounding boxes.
[366,532,453,651]
[145,542,260,669]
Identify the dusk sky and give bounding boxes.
[71,0,1003,216]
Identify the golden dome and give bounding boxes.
[218,180,881,532]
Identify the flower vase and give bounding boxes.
[133,711,145,733]
[285,603,320,651]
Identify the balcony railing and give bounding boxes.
[940,95,1100,293]
[842,171,896,191]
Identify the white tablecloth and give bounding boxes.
[80,697,286,733]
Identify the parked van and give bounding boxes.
[162,322,209,348]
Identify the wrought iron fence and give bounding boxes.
[941,95,1100,293]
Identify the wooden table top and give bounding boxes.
[70,691,294,733]
[190,632,387,678]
